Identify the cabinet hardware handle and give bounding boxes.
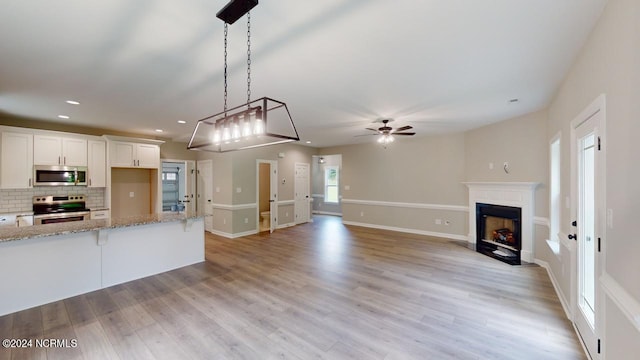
[58,156,61,164]
[64,156,66,165]
[29,178,32,187]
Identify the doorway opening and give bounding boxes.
[257,160,278,233]
[161,160,196,213]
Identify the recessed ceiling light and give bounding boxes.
[305,141,311,144]
[65,100,80,105]
[155,129,164,133]
[177,120,186,124]
[57,115,70,119]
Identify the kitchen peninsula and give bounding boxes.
[0,212,205,316]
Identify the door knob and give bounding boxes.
[568,233,577,240]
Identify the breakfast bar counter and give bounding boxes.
[0,211,205,243]
[0,212,206,316]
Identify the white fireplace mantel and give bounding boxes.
[463,182,539,262]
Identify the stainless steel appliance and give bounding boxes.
[33,165,87,186]
[33,195,90,225]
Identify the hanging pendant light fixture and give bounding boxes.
[188,0,299,153]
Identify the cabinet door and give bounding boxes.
[110,141,136,167]
[62,138,87,166]
[88,140,106,187]
[136,144,159,168]
[33,135,62,165]
[1,132,33,189]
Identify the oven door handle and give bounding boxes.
[33,211,91,221]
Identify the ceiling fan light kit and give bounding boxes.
[188,0,299,153]
[360,118,415,148]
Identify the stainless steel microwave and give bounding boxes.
[33,165,87,186]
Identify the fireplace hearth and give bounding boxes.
[476,203,522,265]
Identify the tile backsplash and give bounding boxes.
[0,186,105,214]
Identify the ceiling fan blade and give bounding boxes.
[354,133,378,137]
[365,128,380,132]
[394,125,413,132]
[394,132,416,136]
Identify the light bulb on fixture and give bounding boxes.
[241,115,252,137]
[231,119,241,139]
[378,134,394,145]
[253,107,264,135]
[222,124,231,141]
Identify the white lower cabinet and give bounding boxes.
[91,209,110,220]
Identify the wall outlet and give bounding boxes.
[285,212,289,217]
[223,218,226,225]
[345,185,351,191]
[129,192,134,198]
[435,219,442,225]
[489,162,494,170]
[360,211,364,217]
[244,218,248,224]
[236,187,242,193]
[216,186,220,193]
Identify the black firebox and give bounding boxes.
[476,203,522,265]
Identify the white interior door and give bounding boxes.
[196,160,213,232]
[571,97,604,359]
[270,161,278,233]
[294,163,310,224]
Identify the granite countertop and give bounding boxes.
[0,211,207,243]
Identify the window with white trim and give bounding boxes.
[550,134,561,243]
[324,166,339,203]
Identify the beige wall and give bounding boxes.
[464,110,549,216]
[110,168,153,218]
[160,140,197,161]
[322,133,467,238]
[196,142,317,234]
[544,0,640,356]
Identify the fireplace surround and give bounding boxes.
[464,182,539,263]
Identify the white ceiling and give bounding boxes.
[0,0,607,148]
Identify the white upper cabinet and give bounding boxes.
[33,135,87,166]
[110,141,160,169]
[1,131,33,189]
[87,140,106,187]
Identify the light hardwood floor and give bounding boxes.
[0,215,585,359]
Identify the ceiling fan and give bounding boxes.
[359,119,415,146]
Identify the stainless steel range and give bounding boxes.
[33,195,90,225]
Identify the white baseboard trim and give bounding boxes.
[534,258,572,320]
[207,229,258,239]
[341,199,468,212]
[312,211,342,216]
[277,222,296,229]
[342,220,468,242]
[601,272,640,333]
